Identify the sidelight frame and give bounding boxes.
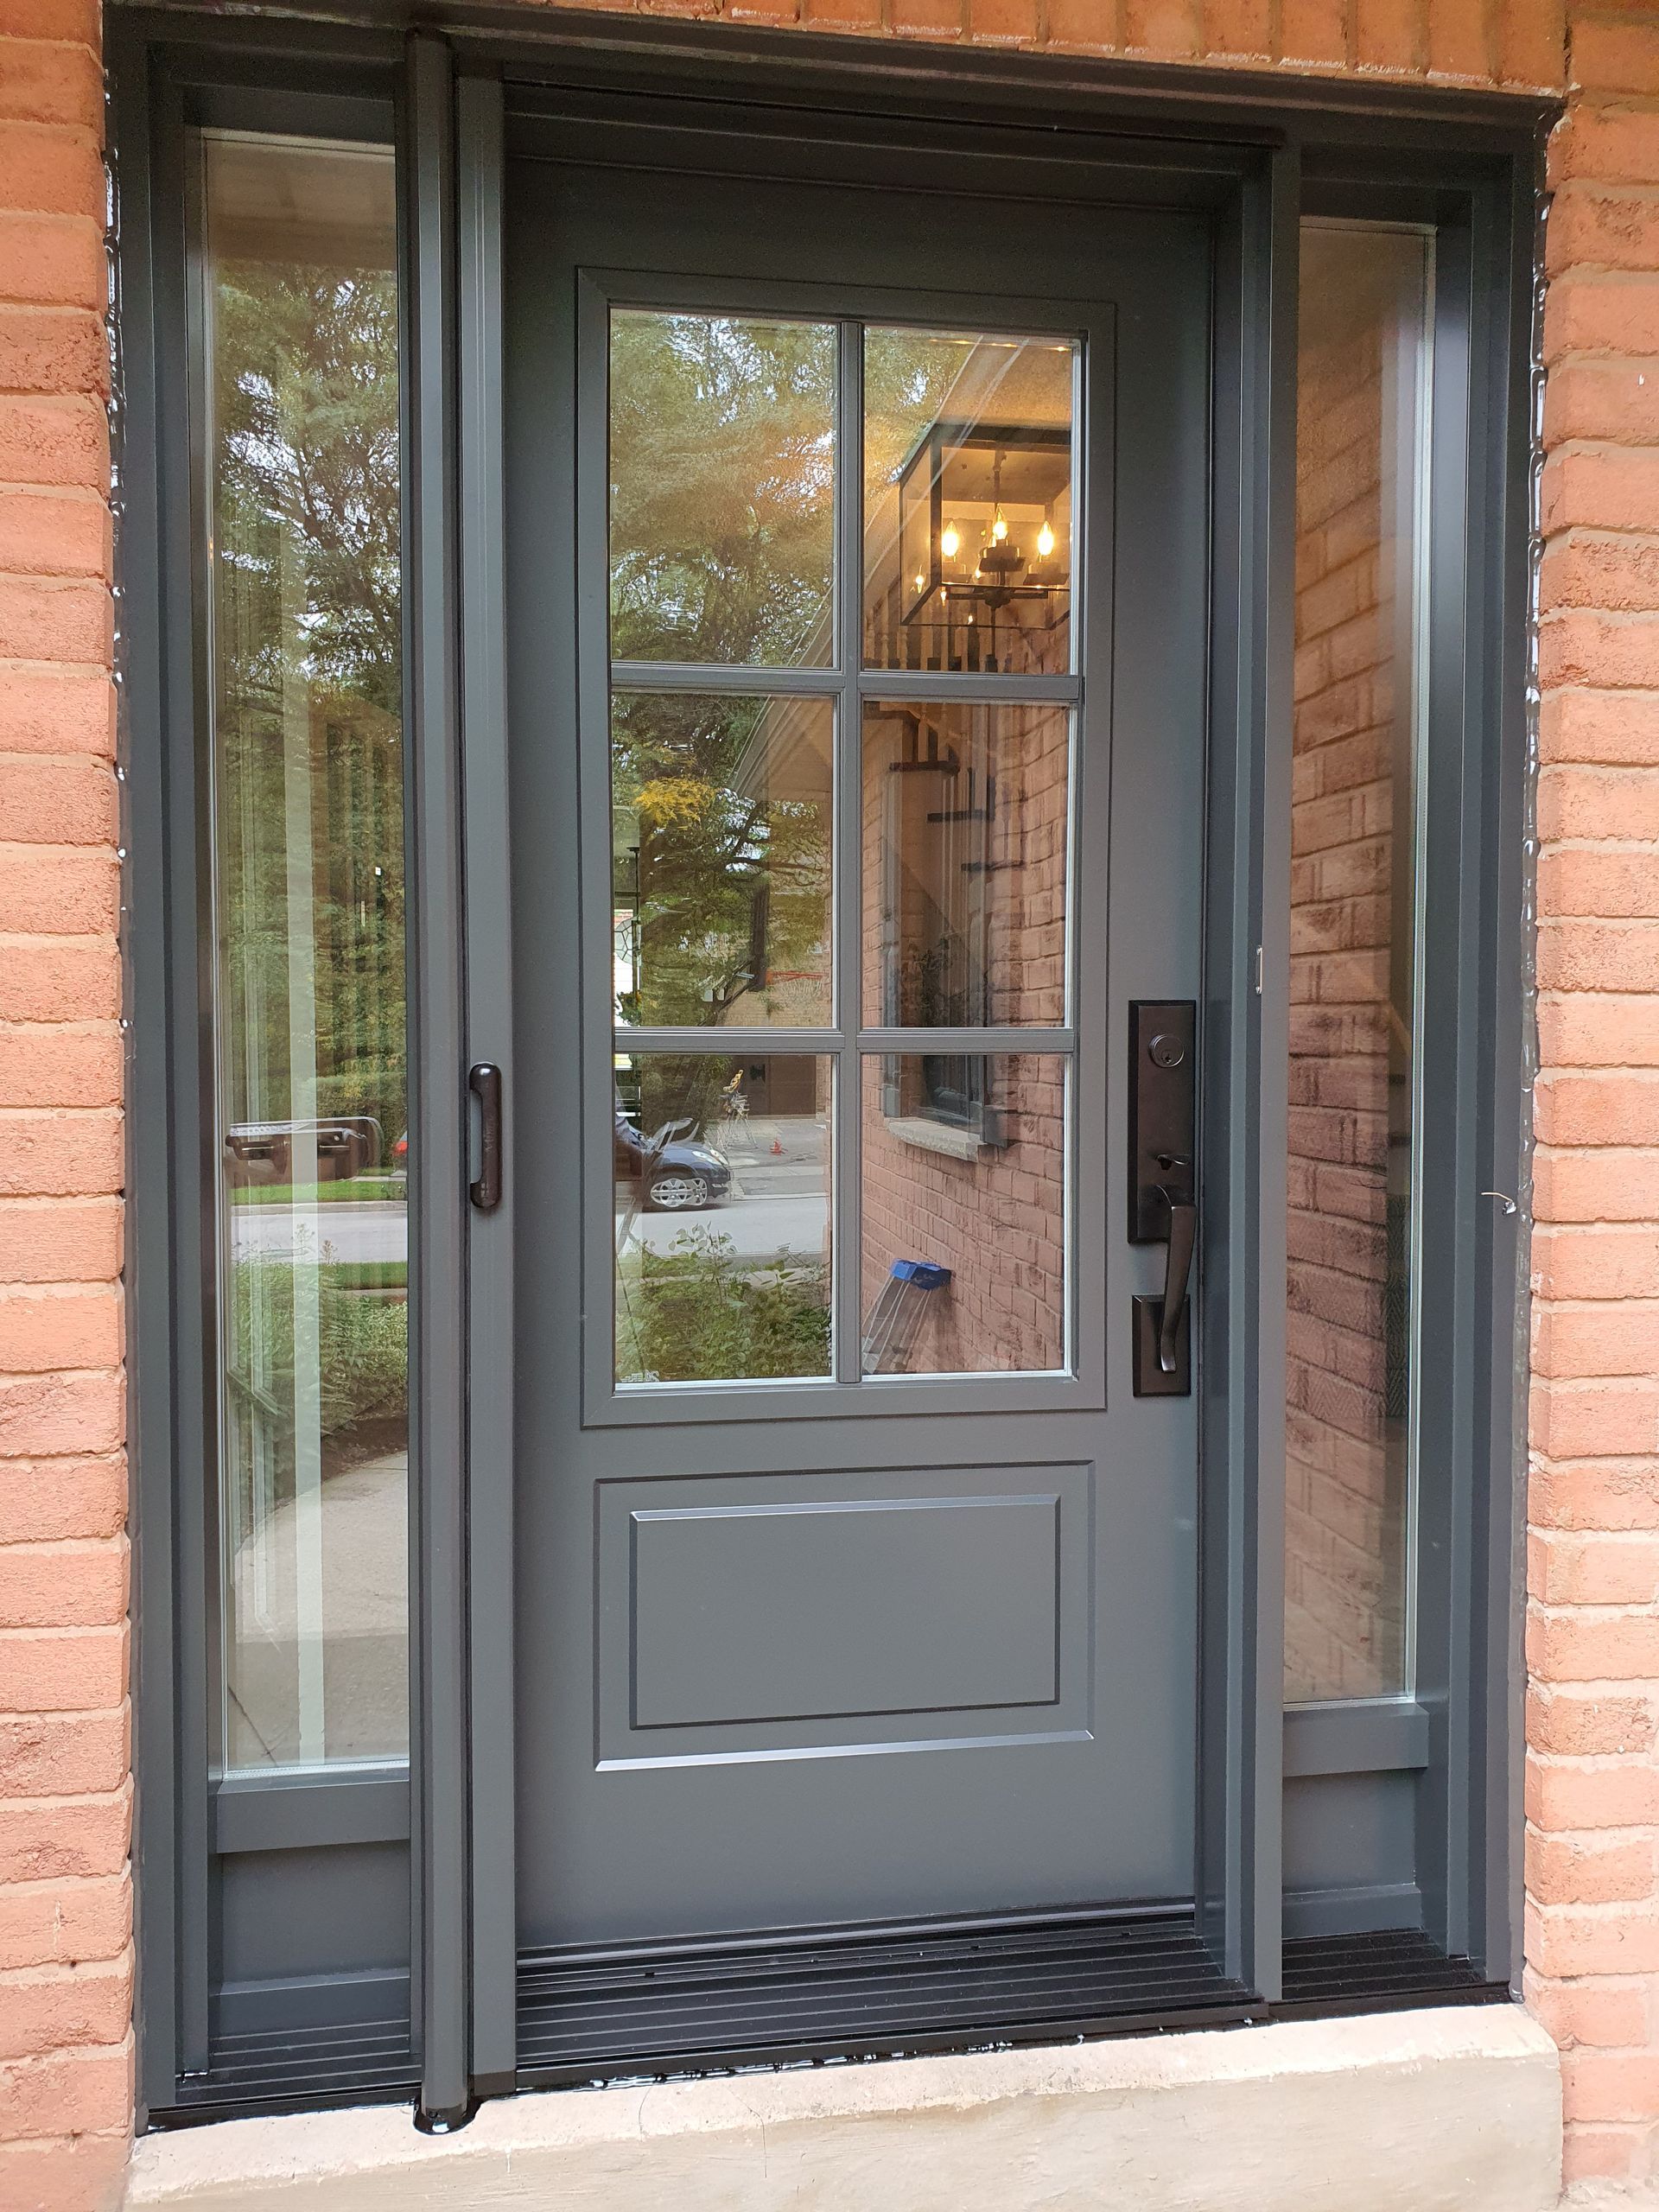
[114,0,1543,2128]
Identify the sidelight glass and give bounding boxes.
[614,1054,833,1386]
[609,310,837,668]
[863,327,1076,677]
[862,699,1070,1030]
[204,135,408,1772]
[861,1055,1068,1376]
[612,692,834,1029]
[1284,222,1432,1703]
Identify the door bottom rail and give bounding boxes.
[515,1905,1262,2088]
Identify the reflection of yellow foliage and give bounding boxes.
[635,775,715,826]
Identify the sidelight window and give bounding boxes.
[202,134,409,1772]
[1284,221,1433,1706]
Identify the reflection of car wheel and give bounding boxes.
[647,1172,709,1211]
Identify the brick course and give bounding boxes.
[1532,13,1659,2180]
[3,0,1659,2201]
[0,0,130,2202]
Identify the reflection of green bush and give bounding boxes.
[229,1177,397,1207]
[231,1259,407,1446]
[623,1229,829,1382]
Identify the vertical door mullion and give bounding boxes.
[1243,137,1299,2007]
[833,320,863,1384]
[404,28,473,2129]
[121,36,207,2102]
[457,66,517,2095]
[1195,140,1298,2009]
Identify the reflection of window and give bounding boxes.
[865,697,1067,1039]
[878,708,993,1027]
[876,704,1000,1141]
[878,1052,1000,1147]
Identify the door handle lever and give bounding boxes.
[1129,1000,1195,1396]
[469,1062,503,1212]
[1156,1192,1197,1375]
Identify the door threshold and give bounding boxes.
[1271,1929,1509,2022]
[516,1904,1261,2089]
[147,2018,419,2130]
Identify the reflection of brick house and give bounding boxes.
[1284,229,1427,1702]
[861,1052,1067,1375]
[860,459,1072,1371]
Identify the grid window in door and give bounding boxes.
[607,311,1081,1389]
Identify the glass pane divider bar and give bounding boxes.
[612,659,839,695]
[620,1028,843,1054]
[860,671,1081,704]
[832,319,863,1387]
[857,1027,1077,1056]
[404,29,471,2130]
[615,1028,1077,1056]
[456,67,517,2093]
[610,658,1082,707]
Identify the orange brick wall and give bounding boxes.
[1530,10,1659,2188]
[10,0,1659,2200]
[0,0,132,2207]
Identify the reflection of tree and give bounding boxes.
[610,315,836,667]
[897,934,970,1028]
[613,694,829,1027]
[213,249,405,1145]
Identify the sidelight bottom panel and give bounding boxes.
[516,1907,1259,2087]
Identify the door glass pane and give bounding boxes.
[615,1054,833,1386]
[862,699,1069,1029]
[863,327,1076,676]
[861,1054,1067,1376]
[205,135,408,1771]
[613,692,834,1029]
[609,311,836,668]
[1285,223,1431,1703]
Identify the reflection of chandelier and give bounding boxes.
[897,419,1071,625]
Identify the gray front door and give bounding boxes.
[504,130,1211,1956]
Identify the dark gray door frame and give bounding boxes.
[111,0,1545,2125]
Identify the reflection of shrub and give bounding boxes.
[231,1260,406,1452]
[629,1229,829,1382]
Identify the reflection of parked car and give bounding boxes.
[224,1117,382,1186]
[614,1114,731,1211]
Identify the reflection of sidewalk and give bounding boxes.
[227,1448,408,1770]
[232,1201,407,1268]
[716,1116,829,1202]
[621,1190,828,1262]
[728,1160,824,1199]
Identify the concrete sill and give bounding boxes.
[128,2002,1561,2211]
[883,1113,984,1161]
